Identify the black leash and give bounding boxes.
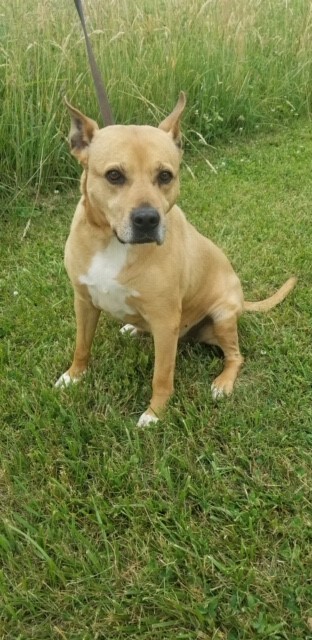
[73,0,115,126]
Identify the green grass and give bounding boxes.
[1,122,311,639]
[2,0,312,200]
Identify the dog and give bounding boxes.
[55,92,297,426]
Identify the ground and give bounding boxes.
[0,122,311,639]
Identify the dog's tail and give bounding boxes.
[244,276,297,312]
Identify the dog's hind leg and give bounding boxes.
[120,324,140,336]
[198,316,244,399]
[56,294,100,387]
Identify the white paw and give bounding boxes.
[120,323,139,336]
[137,412,159,427]
[211,383,225,401]
[55,371,80,388]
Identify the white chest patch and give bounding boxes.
[79,238,137,320]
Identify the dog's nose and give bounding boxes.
[131,207,160,232]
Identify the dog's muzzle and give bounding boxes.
[129,206,164,245]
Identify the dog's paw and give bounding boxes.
[55,371,81,388]
[211,376,234,400]
[120,324,139,337]
[137,411,159,427]
[211,384,225,401]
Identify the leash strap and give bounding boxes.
[74,0,115,126]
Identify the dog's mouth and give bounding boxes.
[113,206,166,246]
[115,232,164,246]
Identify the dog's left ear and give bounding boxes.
[158,91,186,146]
[65,98,99,165]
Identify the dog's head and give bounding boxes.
[66,93,186,245]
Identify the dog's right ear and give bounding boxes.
[65,98,99,165]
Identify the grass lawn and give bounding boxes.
[1,122,311,639]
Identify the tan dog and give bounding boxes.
[56,93,297,426]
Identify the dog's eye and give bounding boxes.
[105,170,125,185]
[158,170,173,185]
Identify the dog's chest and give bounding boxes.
[79,239,136,319]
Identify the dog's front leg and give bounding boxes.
[56,293,100,387]
[137,319,180,427]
